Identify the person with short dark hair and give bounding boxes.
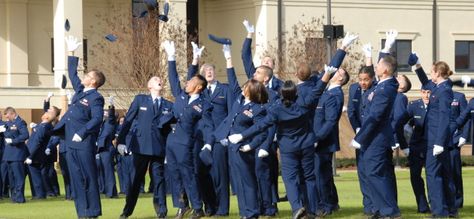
[350,30,401,218]
[163,40,214,219]
[187,42,232,217]
[1,107,29,203]
[241,19,283,93]
[347,43,377,216]
[52,36,105,218]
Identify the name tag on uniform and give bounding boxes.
[11,125,17,130]
[352,99,359,102]
[316,106,323,109]
[451,102,459,106]
[218,96,225,99]
[368,92,374,101]
[163,108,170,114]
[140,107,147,111]
[80,98,89,106]
[414,116,421,119]
[243,110,253,118]
[193,105,202,113]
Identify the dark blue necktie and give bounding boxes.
[154,98,160,114]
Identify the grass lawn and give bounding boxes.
[0,167,473,218]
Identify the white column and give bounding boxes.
[53,0,83,88]
[4,0,29,87]
[253,0,278,66]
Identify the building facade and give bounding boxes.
[1,0,474,155]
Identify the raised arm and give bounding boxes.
[408,52,434,90]
[43,92,53,112]
[300,65,335,107]
[163,41,183,97]
[187,42,205,80]
[65,36,84,92]
[241,19,256,79]
[223,45,242,103]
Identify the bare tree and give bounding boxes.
[88,1,190,109]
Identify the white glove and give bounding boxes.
[324,64,338,75]
[117,144,128,156]
[382,29,398,53]
[223,44,232,60]
[95,154,100,160]
[0,126,5,133]
[108,96,115,106]
[24,158,32,165]
[162,40,176,61]
[355,127,360,134]
[350,139,361,149]
[47,92,54,99]
[314,142,318,148]
[191,42,205,59]
[72,133,82,142]
[433,145,444,156]
[242,20,255,34]
[5,138,12,144]
[362,43,372,58]
[30,122,37,129]
[458,137,466,147]
[257,149,269,158]
[461,75,471,85]
[65,35,82,52]
[239,144,251,152]
[201,144,212,151]
[402,148,410,156]
[228,134,243,144]
[391,143,400,151]
[341,32,359,48]
[219,139,229,146]
[45,148,51,155]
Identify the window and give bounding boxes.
[455,41,474,71]
[381,39,412,72]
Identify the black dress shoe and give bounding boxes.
[119,213,128,219]
[292,207,306,219]
[175,206,191,219]
[190,209,205,219]
[157,213,166,219]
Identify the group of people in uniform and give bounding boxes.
[0,19,470,219]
